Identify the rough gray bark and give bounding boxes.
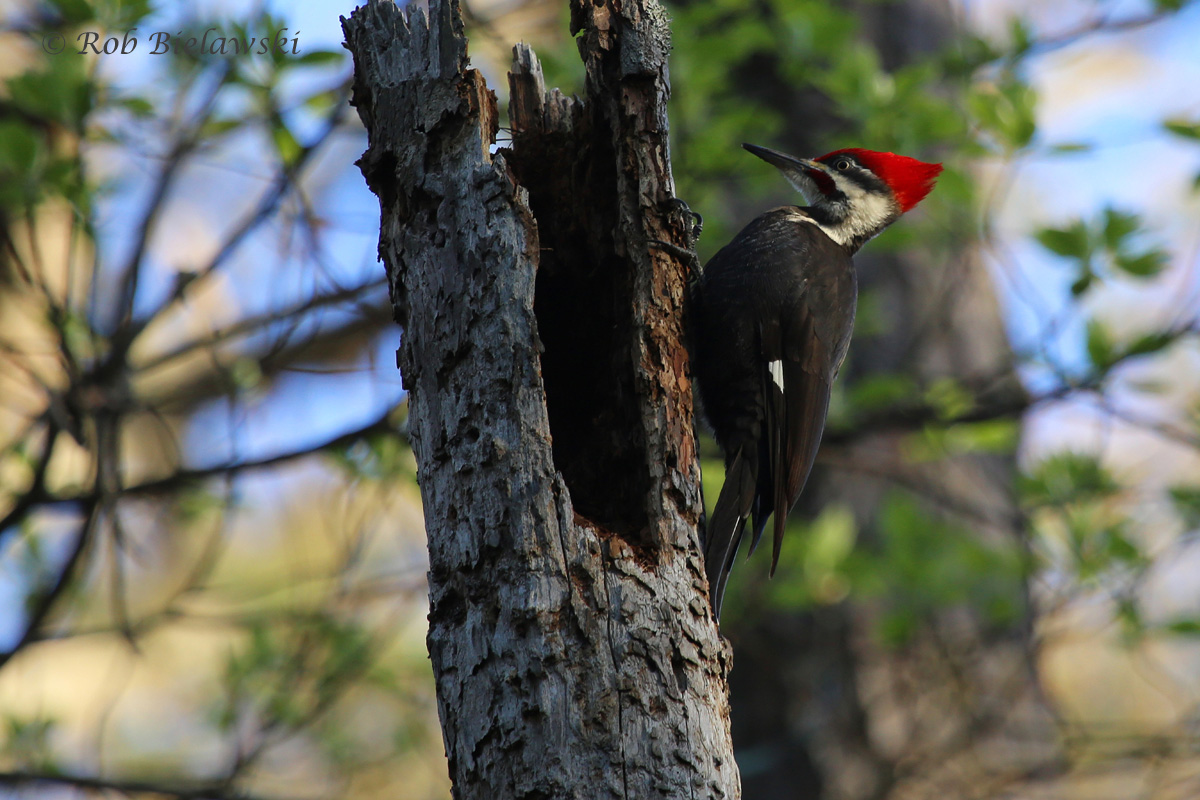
[341,1,738,798]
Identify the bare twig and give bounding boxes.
[0,769,281,800]
[135,277,387,373]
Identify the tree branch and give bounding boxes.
[0,769,281,800]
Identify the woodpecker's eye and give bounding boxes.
[834,158,853,171]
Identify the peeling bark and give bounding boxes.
[341,0,738,797]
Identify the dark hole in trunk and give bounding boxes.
[506,119,651,541]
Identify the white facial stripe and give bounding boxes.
[821,172,896,247]
[769,359,784,392]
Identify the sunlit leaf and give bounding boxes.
[97,0,153,26]
[1164,118,1200,139]
[0,121,41,178]
[1035,220,1091,259]
[48,0,94,24]
[1069,272,1095,296]
[1,714,60,771]
[292,49,346,67]
[1100,207,1138,251]
[1122,330,1177,360]
[230,356,263,390]
[1085,319,1116,370]
[1164,618,1200,636]
[272,122,302,165]
[1169,485,1200,528]
[924,377,973,420]
[1113,249,1168,278]
[1047,142,1091,153]
[1021,452,1118,506]
[1116,596,1144,644]
[850,493,1023,648]
[846,373,919,413]
[5,55,92,129]
[967,73,1037,150]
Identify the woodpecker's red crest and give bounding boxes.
[816,148,943,212]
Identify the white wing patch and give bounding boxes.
[769,359,785,393]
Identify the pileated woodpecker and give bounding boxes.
[691,143,942,618]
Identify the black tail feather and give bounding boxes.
[705,446,756,618]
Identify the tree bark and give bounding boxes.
[341,1,738,798]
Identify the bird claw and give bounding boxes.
[664,197,704,243]
[654,198,704,280]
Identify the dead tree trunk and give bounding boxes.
[341,0,738,797]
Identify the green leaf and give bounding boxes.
[1114,249,1168,278]
[1021,452,1118,506]
[48,0,95,24]
[968,73,1037,151]
[56,308,95,361]
[861,492,1023,644]
[1164,119,1200,140]
[5,56,92,129]
[878,610,919,648]
[846,373,919,413]
[0,121,41,174]
[924,377,974,420]
[1169,485,1200,528]
[1116,596,1144,644]
[271,123,301,165]
[804,506,857,576]
[330,432,414,482]
[1085,319,1116,370]
[173,487,224,524]
[1047,142,1091,154]
[1122,331,1176,360]
[906,418,1019,462]
[1163,617,1200,636]
[1,714,60,771]
[119,96,155,117]
[1104,529,1142,564]
[303,89,340,116]
[1101,207,1139,252]
[292,50,345,67]
[1069,272,1095,296]
[945,418,1019,455]
[229,357,262,390]
[998,75,1037,149]
[1035,220,1091,259]
[201,118,244,138]
[98,0,153,26]
[1007,16,1033,56]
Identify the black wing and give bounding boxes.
[694,208,854,618]
[760,307,833,576]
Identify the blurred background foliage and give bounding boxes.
[1,0,1199,798]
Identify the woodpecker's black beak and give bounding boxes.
[743,143,831,202]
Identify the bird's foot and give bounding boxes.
[649,239,703,282]
[664,197,704,244]
[653,197,704,280]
